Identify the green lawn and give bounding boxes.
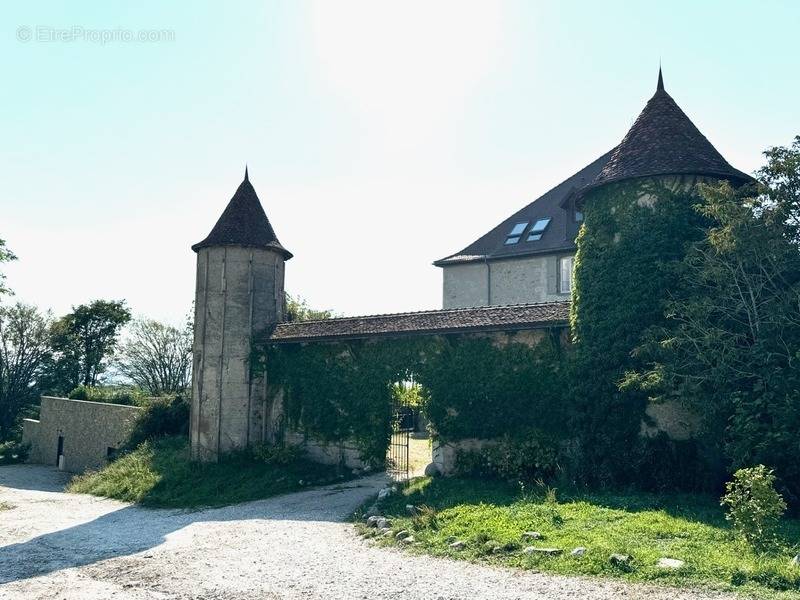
[68,436,350,508]
[361,477,800,599]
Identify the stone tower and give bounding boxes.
[190,168,292,461]
[569,70,753,476]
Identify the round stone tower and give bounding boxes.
[569,69,753,477]
[190,168,292,461]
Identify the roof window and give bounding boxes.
[527,218,551,241]
[504,222,528,245]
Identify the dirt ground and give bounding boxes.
[0,464,736,600]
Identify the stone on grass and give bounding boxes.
[449,540,466,550]
[365,516,381,528]
[609,554,632,567]
[376,518,391,529]
[401,535,415,544]
[790,554,800,567]
[570,547,586,557]
[524,546,562,556]
[657,558,685,570]
[383,529,395,538]
[521,531,542,541]
[424,463,443,477]
[395,530,411,540]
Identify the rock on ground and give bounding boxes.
[0,464,738,600]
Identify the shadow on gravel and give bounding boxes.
[0,472,387,585]
[0,465,71,493]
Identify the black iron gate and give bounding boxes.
[387,400,414,482]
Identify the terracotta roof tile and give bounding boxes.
[587,70,752,191]
[268,302,569,343]
[192,168,292,258]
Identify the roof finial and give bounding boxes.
[244,164,249,182]
[657,64,664,92]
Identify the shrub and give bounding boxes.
[454,429,560,483]
[721,464,787,548]
[0,440,29,465]
[68,385,145,406]
[123,395,190,452]
[249,443,304,466]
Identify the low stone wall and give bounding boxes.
[431,438,494,476]
[284,431,366,470]
[22,396,141,473]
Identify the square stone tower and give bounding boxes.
[190,168,292,461]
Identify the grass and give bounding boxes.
[68,435,351,508]
[359,477,800,599]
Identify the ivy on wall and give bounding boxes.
[258,331,569,466]
[570,177,710,485]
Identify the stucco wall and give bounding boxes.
[191,245,285,461]
[22,396,141,473]
[442,263,488,308]
[442,254,573,309]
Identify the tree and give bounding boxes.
[285,293,335,321]
[0,238,16,297]
[117,317,192,396]
[0,303,51,440]
[43,300,132,394]
[627,137,800,503]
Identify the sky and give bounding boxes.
[2,1,799,325]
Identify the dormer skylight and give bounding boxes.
[504,221,528,245]
[526,218,551,241]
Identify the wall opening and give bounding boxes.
[56,435,64,466]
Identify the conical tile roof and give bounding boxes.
[192,168,292,258]
[588,69,752,189]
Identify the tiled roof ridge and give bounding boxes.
[281,300,570,326]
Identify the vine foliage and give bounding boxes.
[259,331,568,467]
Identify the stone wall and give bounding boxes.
[22,396,141,473]
[284,432,366,470]
[442,253,573,309]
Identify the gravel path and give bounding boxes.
[0,464,735,600]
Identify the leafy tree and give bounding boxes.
[0,238,17,297]
[0,303,51,440]
[628,137,800,503]
[285,293,335,321]
[42,300,132,394]
[117,317,192,396]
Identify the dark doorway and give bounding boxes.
[56,435,64,466]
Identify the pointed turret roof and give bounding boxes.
[587,69,751,190]
[192,168,292,258]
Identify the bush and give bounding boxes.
[123,395,190,452]
[721,464,787,549]
[68,385,145,406]
[0,440,30,465]
[249,443,304,466]
[455,429,560,482]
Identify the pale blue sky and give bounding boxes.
[2,1,798,324]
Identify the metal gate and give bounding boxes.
[387,401,414,482]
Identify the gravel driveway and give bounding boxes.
[0,464,735,600]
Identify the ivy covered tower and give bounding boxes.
[190,168,292,461]
[570,70,752,482]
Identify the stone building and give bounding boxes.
[189,70,752,464]
[435,69,750,309]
